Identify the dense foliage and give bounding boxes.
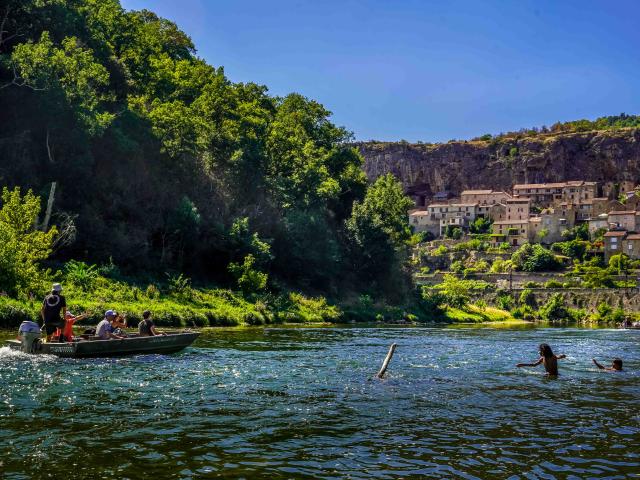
[0,0,412,299]
[472,113,640,142]
[511,243,562,272]
[0,187,57,296]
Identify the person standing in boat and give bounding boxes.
[96,310,125,340]
[40,283,67,342]
[138,310,163,336]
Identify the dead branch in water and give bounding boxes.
[376,343,397,378]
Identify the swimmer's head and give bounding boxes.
[539,343,554,358]
[612,358,623,370]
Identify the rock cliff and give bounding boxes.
[357,128,640,205]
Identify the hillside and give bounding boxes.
[0,0,412,300]
[358,127,640,203]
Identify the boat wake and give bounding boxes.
[0,346,57,363]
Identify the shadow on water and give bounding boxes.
[0,325,639,479]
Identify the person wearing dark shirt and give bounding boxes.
[40,283,67,342]
[138,310,162,336]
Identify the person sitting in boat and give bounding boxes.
[138,310,163,336]
[58,311,88,342]
[96,310,125,340]
[40,283,67,342]
[112,313,128,335]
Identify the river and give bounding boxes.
[0,326,638,479]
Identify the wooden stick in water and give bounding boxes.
[376,343,397,378]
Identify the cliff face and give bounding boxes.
[358,129,640,204]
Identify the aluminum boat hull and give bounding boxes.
[5,332,199,358]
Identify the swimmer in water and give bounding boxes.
[516,343,566,376]
[592,358,623,372]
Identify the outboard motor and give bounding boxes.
[18,321,42,353]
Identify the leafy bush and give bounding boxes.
[511,243,562,272]
[490,258,511,273]
[561,223,589,241]
[519,289,537,308]
[544,280,564,288]
[166,273,193,298]
[0,187,57,297]
[538,293,571,321]
[450,260,465,274]
[228,254,268,295]
[469,217,493,235]
[551,240,589,260]
[430,245,449,257]
[65,260,99,291]
[591,302,625,324]
[496,294,514,311]
[146,284,160,299]
[444,225,463,240]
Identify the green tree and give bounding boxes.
[538,293,571,321]
[228,254,268,295]
[345,174,413,282]
[511,243,562,272]
[0,188,57,296]
[470,217,492,234]
[9,31,114,134]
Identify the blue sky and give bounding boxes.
[120,0,640,142]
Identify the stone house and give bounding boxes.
[603,230,626,261]
[528,206,577,244]
[513,181,597,207]
[409,210,439,236]
[505,198,530,221]
[487,203,506,222]
[622,234,640,259]
[460,189,511,205]
[607,211,639,232]
[588,214,609,235]
[492,220,529,246]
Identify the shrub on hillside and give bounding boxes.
[511,243,562,272]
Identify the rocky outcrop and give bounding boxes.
[358,129,640,204]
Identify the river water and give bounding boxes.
[0,326,638,479]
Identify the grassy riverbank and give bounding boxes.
[0,276,342,328]
[0,277,519,328]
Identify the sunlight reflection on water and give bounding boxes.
[0,327,639,479]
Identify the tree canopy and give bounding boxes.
[0,0,411,298]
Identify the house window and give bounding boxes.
[611,244,618,250]
[611,237,618,243]
[628,244,633,251]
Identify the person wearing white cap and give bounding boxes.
[40,283,67,342]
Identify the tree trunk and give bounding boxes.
[376,343,397,378]
[41,181,56,231]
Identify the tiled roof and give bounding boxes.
[608,211,636,215]
[513,183,566,189]
[625,234,640,240]
[493,220,529,225]
[603,231,627,237]
[460,190,493,195]
[409,210,429,216]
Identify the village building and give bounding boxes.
[588,213,609,235]
[491,220,529,247]
[603,230,627,261]
[505,198,530,221]
[513,181,597,207]
[607,211,639,232]
[460,189,511,205]
[408,210,439,236]
[528,206,577,244]
[622,234,640,260]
